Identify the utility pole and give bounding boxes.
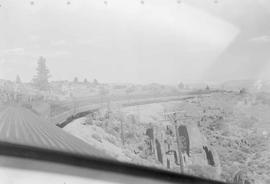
[107,99,111,119]
[49,103,52,124]
[137,105,140,122]
[72,95,76,115]
[118,108,125,146]
[120,117,125,146]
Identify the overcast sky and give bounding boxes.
[0,0,270,84]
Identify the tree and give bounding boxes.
[206,85,210,91]
[16,75,21,84]
[84,78,88,84]
[93,78,99,86]
[73,77,78,83]
[178,82,185,89]
[33,56,50,90]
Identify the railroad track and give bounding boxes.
[51,95,196,127]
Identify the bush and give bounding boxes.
[105,135,118,146]
[84,115,93,125]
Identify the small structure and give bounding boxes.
[178,125,190,157]
[203,146,215,166]
[155,139,163,164]
[146,127,154,152]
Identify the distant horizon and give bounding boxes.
[0,75,268,87]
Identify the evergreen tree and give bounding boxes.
[33,56,50,90]
[16,75,21,84]
[84,78,88,84]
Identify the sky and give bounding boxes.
[0,0,270,84]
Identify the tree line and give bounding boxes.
[16,56,99,91]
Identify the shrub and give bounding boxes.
[84,115,93,125]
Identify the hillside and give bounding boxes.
[179,92,270,184]
[64,99,222,181]
[63,91,270,184]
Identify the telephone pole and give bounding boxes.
[117,108,125,146]
[120,117,125,146]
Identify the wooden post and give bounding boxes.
[120,118,125,146]
[49,103,52,124]
[73,97,76,115]
[137,105,140,122]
